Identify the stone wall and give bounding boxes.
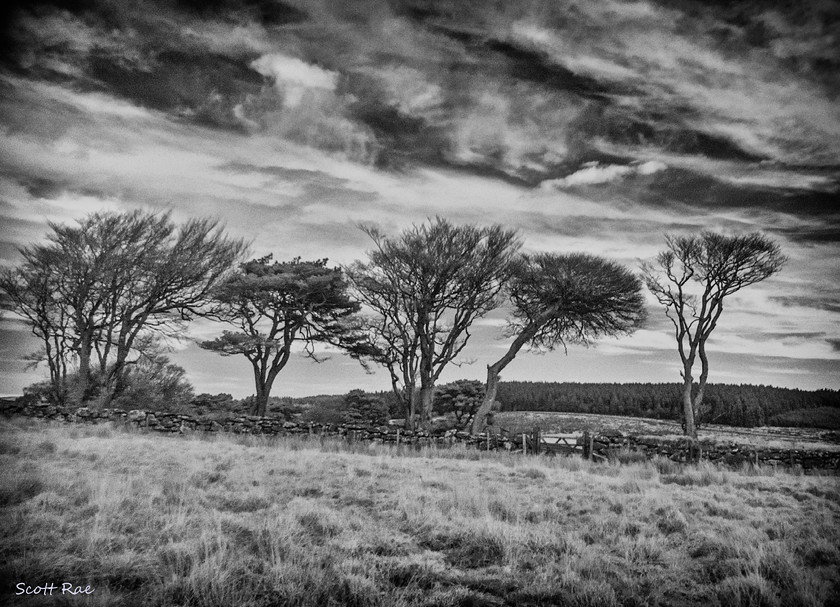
[2,400,838,471]
[584,432,840,472]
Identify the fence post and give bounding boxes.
[532,426,541,455]
[582,430,591,460]
[522,433,527,455]
[396,428,400,446]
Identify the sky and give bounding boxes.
[0,0,838,398]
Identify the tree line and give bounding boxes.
[495,382,840,428]
[154,380,840,431]
[2,210,788,441]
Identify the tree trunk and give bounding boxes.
[74,333,92,403]
[472,364,501,434]
[252,388,267,416]
[680,373,697,439]
[407,397,415,431]
[403,399,412,429]
[472,322,539,434]
[419,383,434,430]
[693,340,710,430]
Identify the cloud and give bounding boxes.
[250,54,338,106]
[769,296,840,314]
[541,160,667,189]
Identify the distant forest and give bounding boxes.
[186,382,840,430]
[494,382,840,428]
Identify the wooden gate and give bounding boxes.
[521,427,598,459]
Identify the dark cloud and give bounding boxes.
[172,0,307,25]
[427,28,612,101]
[770,225,840,244]
[573,104,767,162]
[828,338,840,352]
[86,50,263,130]
[343,72,451,170]
[1,172,114,202]
[770,295,840,314]
[631,169,840,218]
[738,331,826,342]
[4,0,839,196]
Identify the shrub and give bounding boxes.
[342,390,390,426]
[433,380,485,429]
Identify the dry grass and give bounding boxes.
[1,417,839,606]
[497,411,840,452]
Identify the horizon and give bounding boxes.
[1,0,838,398]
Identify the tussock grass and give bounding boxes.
[0,417,838,606]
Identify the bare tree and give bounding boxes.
[1,257,73,404]
[471,253,646,433]
[641,232,786,440]
[346,218,521,430]
[199,256,363,416]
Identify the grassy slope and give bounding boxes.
[1,418,839,607]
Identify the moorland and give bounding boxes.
[1,416,839,607]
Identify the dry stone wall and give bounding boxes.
[586,432,840,472]
[2,400,838,471]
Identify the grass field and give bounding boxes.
[495,411,840,451]
[1,417,839,607]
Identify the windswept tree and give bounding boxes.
[199,256,363,417]
[641,232,786,440]
[471,253,647,433]
[347,218,521,429]
[0,210,246,404]
[1,256,73,403]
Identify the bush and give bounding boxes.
[342,390,390,426]
[301,396,346,425]
[433,380,484,429]
[110,354,194,412]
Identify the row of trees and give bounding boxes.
[1,210,786,439]
[495,382,839,428]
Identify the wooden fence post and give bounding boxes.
[522,433,527,455]
[532,426,541,455]
[582,430,591,460]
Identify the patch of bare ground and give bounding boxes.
[1,417,838,606]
